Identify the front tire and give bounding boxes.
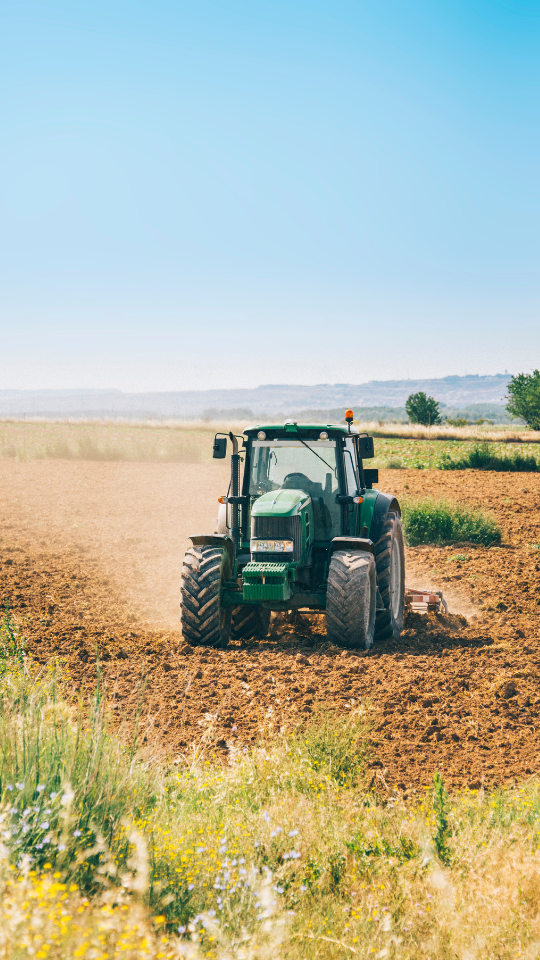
[181,546,232,648]
[374,511,405,641]
[326,549,376,649]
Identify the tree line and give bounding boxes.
[405,370,540,429]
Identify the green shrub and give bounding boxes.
[401,497,502,546]
[440,442,539,472]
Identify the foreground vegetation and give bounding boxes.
[1,612,540,958]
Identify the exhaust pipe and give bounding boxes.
[229,432,241,553]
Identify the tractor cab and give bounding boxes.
[241,420,378,557]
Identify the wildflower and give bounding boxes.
[16,783,24,791]
[37,785,45,793]
[289,829,299,837]
[188,883,194,890]
[178,926,186,934]
[40,822,50,830]
[50,792,57,799]
[73,830,82,837]
[58,844,66,851]
[6,785,13,791]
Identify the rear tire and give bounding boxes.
[231,606,271,641]
[326,549,376,649]
[180,546,232,648]
[374,511,405,642]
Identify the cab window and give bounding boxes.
[344,438,359,495]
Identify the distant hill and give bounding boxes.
[0,374,511,420]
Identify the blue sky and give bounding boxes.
[1,0,538,391]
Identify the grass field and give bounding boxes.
[0,419,539,469]
[2,607,540,960]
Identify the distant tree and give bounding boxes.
[405,392,443,426]
[506,371,540,430]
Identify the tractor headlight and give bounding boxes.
[257,431,266,440]
[250,539,294,553]
[319,430,329,440]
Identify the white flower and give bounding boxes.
[40,822,50,830]
[178,926,186,934]
[188,883,194,890]
[289,829,299,837]
[15,783,24,791]
[73,830,81,837]
[37,785,45,793]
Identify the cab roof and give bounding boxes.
[243,422,359,439]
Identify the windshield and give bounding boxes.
[249,440,341,540]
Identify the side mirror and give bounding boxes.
[213,437,227,459]
[357,435,374,459]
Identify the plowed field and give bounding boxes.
[1,461,539,794]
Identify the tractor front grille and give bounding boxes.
[252,515,302,561]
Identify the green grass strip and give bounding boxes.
[401,497,502,546]
[439,442,540,472]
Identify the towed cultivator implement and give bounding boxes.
[404,588,448,614]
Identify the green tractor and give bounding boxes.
[181,412,405,650]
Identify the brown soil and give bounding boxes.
[1,462,539,794]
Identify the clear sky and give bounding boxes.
[1,0,538,391]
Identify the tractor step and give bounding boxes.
[405,587,448,614]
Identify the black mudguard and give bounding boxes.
[369,493,401,546]
[189,534,235,569]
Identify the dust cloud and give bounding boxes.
[1,459,230,629]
